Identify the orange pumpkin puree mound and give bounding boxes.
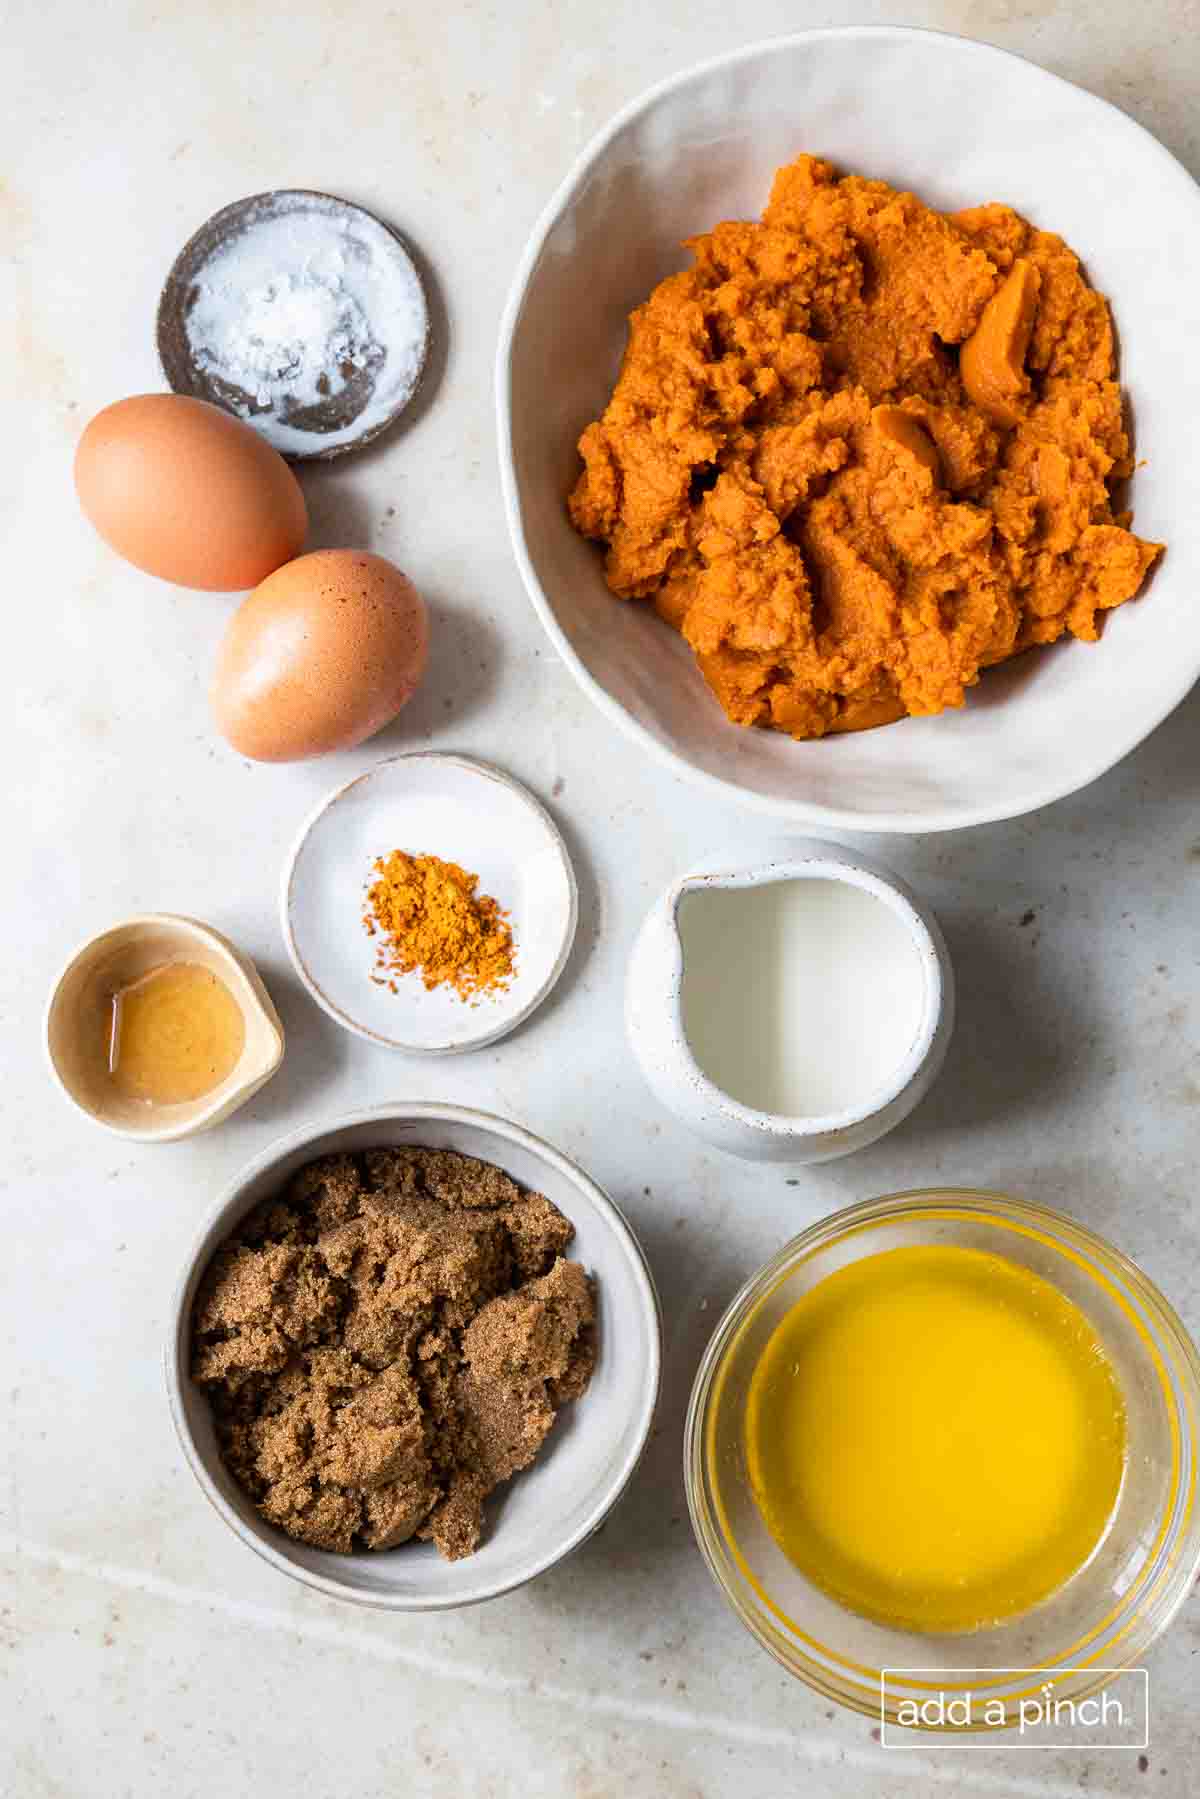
[568,155,1162,740]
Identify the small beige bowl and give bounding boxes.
[45,914,284,1142]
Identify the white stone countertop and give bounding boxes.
[6,2,1200,1793]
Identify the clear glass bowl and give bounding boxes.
[684,1190,1200,1730]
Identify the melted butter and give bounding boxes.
[101,962,245,1105]
[745,1245,1127,1634]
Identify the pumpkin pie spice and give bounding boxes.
[364,850,515,1001]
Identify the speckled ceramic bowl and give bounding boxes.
[626,839,953,1163]
[166,1104,661,1609]
[498,25,1200,831]
[280,754,578,1055]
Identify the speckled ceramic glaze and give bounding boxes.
[281,753,578,1053]
[626,840,953,1163]
[499,25,1200,831]
[166,1104,662,1609]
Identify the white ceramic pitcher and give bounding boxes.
[626,839,954,1164]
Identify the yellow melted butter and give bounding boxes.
[102,962,245,1105]
[744,1245,1127,1633]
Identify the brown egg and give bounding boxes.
[74,394,308,590]
[211,549,429,761]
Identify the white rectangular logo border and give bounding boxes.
[879,1667,1149,1749]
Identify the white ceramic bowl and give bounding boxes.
[281,753,578,1054]
[497,26,1200,832]
[165,1104,661,1609]
[626,840,953,1163]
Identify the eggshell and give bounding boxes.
[211,549,429,761]
[74,394,308,590]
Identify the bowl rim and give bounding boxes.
[164,1101,663,1610]
[495,23,1200,834]
[683,1186,1200,1725]
[279,751,580,1055]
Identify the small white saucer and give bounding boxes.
[281,753,578,1053]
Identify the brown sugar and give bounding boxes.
[568,154,1162,740]
[190,1147,595,1560]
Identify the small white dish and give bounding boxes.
[157,189,430,461]
[498,25,1200,832]
[281,753,578,1053]
[165,1103,662,1610]
[626,840,953,1163]
[44,914,284,1143]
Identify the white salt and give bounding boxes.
[183,193,428,456]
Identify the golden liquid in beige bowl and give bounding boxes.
[99,962,246,1105]
[46,915,283,1141]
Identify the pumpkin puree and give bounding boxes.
[568,156,1162,738]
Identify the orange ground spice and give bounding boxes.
[363,850,515,1002]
